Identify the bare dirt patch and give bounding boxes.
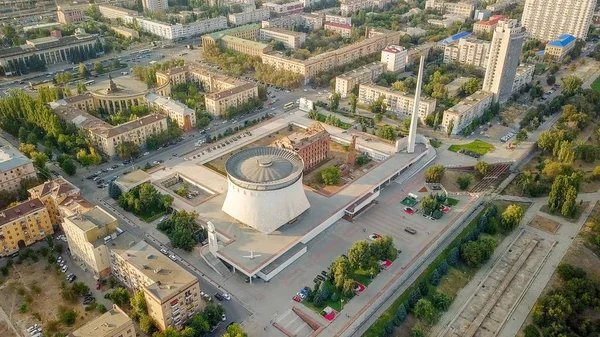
[0,322,17,337]
[528,215,561,234]
[0,260,100,336]
[440,170,481,193]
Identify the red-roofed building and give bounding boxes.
[324,22,352,38]
[473,15,508,34]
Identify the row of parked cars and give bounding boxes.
[27,324,42,337]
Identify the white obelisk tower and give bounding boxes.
[407,56,425,154]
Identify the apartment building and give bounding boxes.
[324,22,352,38]
[339,0,395,16]
[0,32,99,73]
[445,77,473,98]
[261,30,401,82]
[482,19,525,103]
[205,83,259,116]
[57,6,85,24]
[62,206,118,279]
[335,62,385,98]
[145,93,196,132]
[441,90,493,135]
[544,34,576,61]
[228,8,270,26]
[512,64,535,93]
[0,199,53,257]
[201,24,267,55]
[110,26,140,39]
[381,45,407,73]
[98,4,139,24]
[209,0,255,7]
[473,15,508,35]
[358,84,436,122]
[28,178,80,227]
[301,13,325,30]
[70,305,135,337]
[325,14,351,25]
[259,28,306,48]
[110,232,203,331]
[272,122,330,171]
[261,14,323,31]
[521,0,596,41]
[0,138,36,193]
[143,0,168,12]
[136,17,228,40]
[262,1,304,15]
[443,37,490,68]
[425,0,474,18]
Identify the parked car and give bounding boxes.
[214,293,224,301]
[368,233,382,241]
[405,227,417,235]
[160,248,169,255]
[316,275,326,281]
[169,255,177,261]
[222,293,231,300]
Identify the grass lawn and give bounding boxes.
[592,75,600,93]
[430,138,442,148]
[448,140,494,155]
[446,198,460,206]
[353,268,379,287]
[316,113,352,130]
[303,281,348,313]
[141,211,166,223]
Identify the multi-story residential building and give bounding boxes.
[482,19,525,103]
[98,4,139,24]
[70,305,135,337]
[261,14,313,30]
[143,0,168,12]
[339,0,395,16]
[512,64,535,93]
[544,34,577,61]
[272,122,330,171]
[209,0,255,7]
[0,199,53,257]
[201,24,266,55]
[110,26,140,39]
[259,28,306,48]
[205,83,259,116]
[358,84,436,122]
[325,14,351,25]
[521,0,596,41]
[261,31,401,83]
[301,13,325,30]
[335,62,385,98]
[145,93,196,132]
[62,206,118,279]
[57,6,85,24]
[0,138,36,193]
[473,15,508,35]
[441,90,493,135]
[0,32,99,75]
[0,0,55,25]
[28,178,80,227]
[324,22,352,38]
[262,1,304,15]
[223,36,273,56]
[428,15,466,28]
[136,17,228,40]
[407,42,435,63]
[381,45,407,73]
[443,37,490,68]
[445,77,473,98]
[228,8,270,26]
[425,0,474,18]
[110,232,203,331]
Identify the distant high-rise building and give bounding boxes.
[142,0,168,12]
[482,19,525,103]
[521,0,596,41]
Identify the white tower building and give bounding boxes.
[407,56,425,154]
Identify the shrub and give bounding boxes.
[432,292,452,311]
[407,288,422,308]
[448,247,460,266]
[438,259,449,276]
[556,263,586,281]
[430,268,441,286]
[396,303,407,322]
[411,327,426,337]
[486,217,499,235]
[418,280,429,296]
[524,325,541,337]
[413,299,435,324]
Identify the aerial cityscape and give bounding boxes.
[0,0,600,336]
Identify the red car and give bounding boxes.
[95,282,101,290]
[404,207,415,215]
[368,233,382,241]
[293,295,301,302]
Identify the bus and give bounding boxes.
[283,102,295,110]
[139,49,151,54]
[84,80,95,85]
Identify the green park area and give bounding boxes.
[591,75,600,93]
[448,140,494,156]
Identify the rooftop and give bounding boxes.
[261,27,307,36]
[0,199,45,227]
[28,178,79,199]
[106,114,166,138]
[324,22,352,30]
[220,35,270,50]
[205,82,256,100]
[203,24,260,41]
[0,33,97,58]
[337,62,385,80]
[446,90,493,115]
[110,232,197,301]
[0,137,33,173]
[382,45,406,54]
[547,34,576,48]
[114,169,151,191]
[145,93,195,117]
[438,31,471,44]
[70,305,132,337]
[475,14,507,26]
[66,206,117,232]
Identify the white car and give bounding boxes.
[222,293,231,300]
[169,255,177,261]
[221,314,226,321]
[160,248,168,255]
[143,152,150,156]
[61,265,68,273]
[27,325,39,333]
[368,233,382,241]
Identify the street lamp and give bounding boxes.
[341,299,344,311]
[370,271,374,280]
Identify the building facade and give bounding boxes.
[110,26,140,39]
[110,232,203,331]
[262,1,304,15]
[335,62,385,97]
[228,8,270,25]
[358,84,436,122]
[0,138,36,193]
[381,45,407,73]
[512,64,535,93]
[145,93,196,132]
[136,17,228,40]
[425,0,474,17]
[259,28,306,48]
[28,178,80,227]
[0,199,53,257]
[70,305,135,337]
[473,15,508,34]
[271,122,330,171]
[441,90,493,135]
[57,6,85,24]
[98,4,139,24]
[324,22,352,38]
[325,14,351,25]
[544,34,577,61]
[205,83,259,116]
[142,0,169,12]
[482,19,525,103]
[443,37,490,68]
[521,0,596,41]
[62,207,118,279]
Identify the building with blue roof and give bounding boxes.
[438,31,472,45]
[544,34,576,61]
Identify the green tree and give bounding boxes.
[109,287,130,307]
[532,293,572,326]
[421,195,438,215]
[561,185,577,217]
[461,240,484,266]
[223,323,248,337]
[561,75,583,96]
[59,157,76,176]
[546,75,556,86]
[330,92,341,112]
[548,175,569,212]
[500,204,524,231]
[188,313,211,335]
[129,291,147,320]
[348,240,371,270]
[78,63,90,78]
[447,119,454,136]
[203,303,225,327]
[516,129,528,142]
[331,256,351,290]
[116,141,140,160]
[77,81,87,94]
[392,81,406,92]
[370,95,386,115]
[321,166,341,185]
[413,299,435,324]
[460,78,480,95]
[139,314,157,334]
[377,125,397,141]
[425,165,445,183]
[474,161,490,176]
[432,292,451,311]
[456,174,472,190]
[349,93,357,114]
